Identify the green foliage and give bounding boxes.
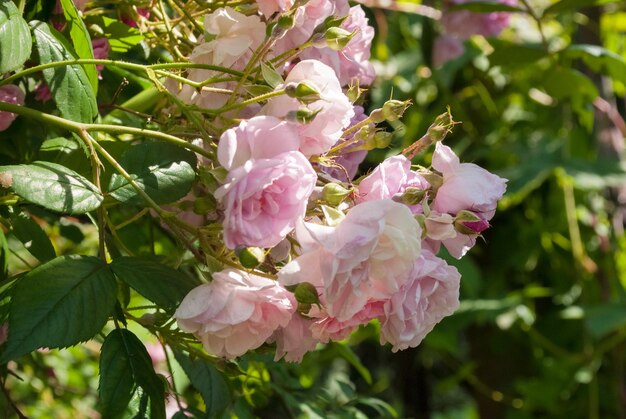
[108,142,197,205]
[0,161,103,214]
[173,350,231,416]
[110,257,200,313]
[99,329,166,419]
[1,256,117,363]
[0,0,32,73]
[10,210,56,262]
[58,0,97,94]
[32,21,98,123]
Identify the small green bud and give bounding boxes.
[322,182,351,206]
[286,107,321,124]
[237,247,266,269]
[426,109,456,143]
[454,210,489,235]
[382,99,411,122]
[369,108,385,124]
[374,131,393,148]
[401,187,426,205]
[277,14,295,30]
[423,172,444,191]
[293,282,320,305]
[324,27,355,51]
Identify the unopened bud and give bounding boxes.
[401,187,426,205]
[373,131,393,148]
[369,108,385,124]
[324,27,355,51]
[322,182,351,206]
[382,99,411,122]
[423,172,443,191]
[293,282,320,305]
[277,14,295,30]
[454,210,489,235]
[286,107,321,124]
[312,14,348,35]
[426,109,456,143]
[237,246,266,268]
[284,81,320,104]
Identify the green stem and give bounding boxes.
[0,59,244,88]
[0,102,212,158]
[209,88,286,115]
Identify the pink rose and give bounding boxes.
[217,116,300,170]
[301,5,376,86]
[263,60,354,157]
[170,7,265,109]
[175,269,295,359]
[280,199,422,321]
[379,250,460,352]
[271,313,318,362]
[257,0,295,17]
[92,38,110,78]
[441,0,516,40]
[431,142,507,220]
[215,151,317,249]
[0,85,25,132]
[356,155,429,210]
[273,0,350,53]
[310,301,384,343]
[432,35,464,67]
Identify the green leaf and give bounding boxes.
[450,1,523,12]
[59,0,97,94]
[38,137,91,178]
[110,257,200,312]
[0,229,8,281]
[564,44,626,84]
[92,15,143,53]
[173,350,231,416]
[261,62,284,89]
[1,255,117,363]
[488,40,547,67]
[544,0,623,15]
[108,142,197,205]
[0,0,32,73]
[0,161,103,214]
[540,67,598,130]
[10,211,56,262]
[32,21,98,123]
[331,342,372,385]
[584,304,626,338]
[99,329,165,419]
[99,329,136,419]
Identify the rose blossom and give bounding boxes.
[175,269,295,358]
[273,0,350,54]
[431,142,507,220]
[379,250,460,352]
[92,38,110,78]
[271,313,318,362]
[279,199,422,321]
[170,7,265,109]
[217,116,300,170]
[441,0,516,40]
[263,60,354,157]
[257,0,295,18]
[310,301,385,343]
[432,35,464,67]
[0,85,25,132]
[215,151,316,249]
[356,154,429,210]
[301,5,376,86]
[425,142,506,258]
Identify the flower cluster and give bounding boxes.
[433,0,517,67]
[173,1,507,362]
